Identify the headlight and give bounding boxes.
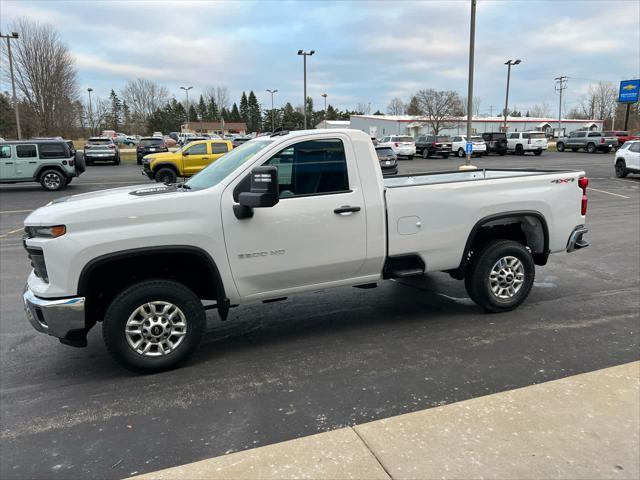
[25,225,66,238]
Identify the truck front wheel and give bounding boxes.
[155,167,177,184]
[464,240,535,312]
[102,280,206,373]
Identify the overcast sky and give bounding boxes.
[1,0,639,115]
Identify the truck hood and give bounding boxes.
[24,184,188,226]
[146,151,177,162]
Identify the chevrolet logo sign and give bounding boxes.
[622,84,637,91]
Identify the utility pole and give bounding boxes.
[554,76,568,137]
[488,105,495,117]
[321,93,328,128]
[87,88,94,136]
[503,59,522,131]
[297,49,315,129]
[1,32,21,139]
[462,0,477,169]
[266,89,278,132]
[180,86,193,125]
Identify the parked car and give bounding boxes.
[142,139,233,183]
[481,132,508,155]
[21,129,590,372]
[1,139,85,190]
[415,135,451,159]
[451,135,487,157]
[556,131,618,153]
[375,145,398,176]
[136,137,168,164]
[604,131,640,148]
[84,137,120,165]
[168,132,180,142]
[614,140,640,178]
[378,135,416,159]
[506,131,548,155]
[163,136,177,148]
[114,133,137,146]
[232,136,251,148]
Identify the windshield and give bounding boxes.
[186,140,273,191]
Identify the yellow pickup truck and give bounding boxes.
[142,139,233,183]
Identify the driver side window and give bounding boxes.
[185,143,207,155]
[264,139,349,198]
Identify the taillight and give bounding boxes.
[579,176,588,216]
[394,142,400,147]
[600,137,605,144]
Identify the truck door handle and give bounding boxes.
[334,205,361,214]
[202,157,208,160]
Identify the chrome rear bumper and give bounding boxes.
[23,287,85,340]
[566,225,589,252]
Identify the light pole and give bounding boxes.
[180,86,193,124]
[87,88,94,136]
[266,89,278,132]
[321,93,327,128]
[462,0,477,169]
[1,31,21,139]
[503,59,521,131]
[297,49,315,129]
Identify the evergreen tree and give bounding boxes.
[239,92,249,125]
[207,96,219,121]
[373,110,384,115]
[221,107,230,121]
[248,91,262,132]
[122,101,131,132]
[197,95,207,121]
[406,96,420,115]
[325,104,338,121]
[282,102,303,130]
[0,93,16,138]
[188,104,198,123]
[230,103,241,121]
[262,107,282,132]
[109,89,123,130]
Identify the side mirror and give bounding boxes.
[239,166,279,208]
[182,151,189,156]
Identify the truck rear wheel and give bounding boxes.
[39,169,66,191]
[102,279,206,373]
[586,143,596,153]
[464,240,535,312]
[556,142,565,152]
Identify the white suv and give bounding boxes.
[378,135,416,159]
[451,135,487,157]
[615,140,640,178]
[507,131,548,156]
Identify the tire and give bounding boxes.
[615,160,628,178]
[155,167,177,184]
[533,150,542,156]
[65,177,73,185]
[422,149,429,159]
[603,147,611,154]
[102,279,206,373]
[442,153,449,159]
[464,240,535,313]
[74,151,86,173]
[407,155,414,160]
[457,148,465,158]
[556,142,565,152]
[515,144,524,155]
[586,143,596,153]
[39,169,66,191]
[114,155,121,165]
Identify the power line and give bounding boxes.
[554,76,568,134]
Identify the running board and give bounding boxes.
[390,268,424,278]
[384,254,426,279]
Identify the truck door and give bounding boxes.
[221,136,368,298]
[0,145,15,178]
[182,142,208,175]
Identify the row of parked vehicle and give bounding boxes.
[373,131,549,159]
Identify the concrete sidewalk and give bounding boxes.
[133,361,639,480]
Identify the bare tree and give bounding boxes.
[529,102,551,117]
[121,78,169,124]
[414,89,463,134]
[85,97,110,136]
[579,82,617,121]
[386,97,405,115]
[204,86,230,111]
[2,18,79,135]
[355,102,370,115]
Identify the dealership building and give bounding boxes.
[349,115,604,138]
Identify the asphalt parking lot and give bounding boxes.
[1,152,638,479]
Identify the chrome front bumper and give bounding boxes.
[23,287,86,340]
[566,225,589,252]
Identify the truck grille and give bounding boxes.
[24,245,49,282]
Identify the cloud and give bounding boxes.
[73,53,168,80]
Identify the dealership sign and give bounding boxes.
[618,79,639,103]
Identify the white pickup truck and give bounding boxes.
[22,129,590,372]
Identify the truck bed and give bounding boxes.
[383,168,585,272]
